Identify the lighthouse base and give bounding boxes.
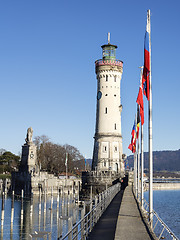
[80,170,125,200]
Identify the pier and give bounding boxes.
[0,176,179,239]
[59,174,179,240]
[85,186,153,240]
[114,185,152,240]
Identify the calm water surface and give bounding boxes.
[144,190,180,238]
[0,194,81,239]
[0,190,179,239]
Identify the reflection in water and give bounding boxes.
[0,192,81,239]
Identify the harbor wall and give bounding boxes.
[143,182,180,191]
[152,182,180,190]
[11,171,81,195]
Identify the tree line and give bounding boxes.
[0,150,20,174]
[34,135,87,176]
[0,135,90,176]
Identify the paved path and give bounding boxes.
[114,185,152,240]
[88,189,124,240]
[88,185,152,240]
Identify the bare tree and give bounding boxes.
[33,136,85,176]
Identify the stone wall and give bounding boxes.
[31,172,81,195]
[12,170,81,195]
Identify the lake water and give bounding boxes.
[144,190,180,239]
[0,193,82,239]
[0,190,179,239]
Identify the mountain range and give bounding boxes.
[127,149,180,171]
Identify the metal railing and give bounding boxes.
[60,183,121,240]
[141,198,179,240]
[95,59,123,67]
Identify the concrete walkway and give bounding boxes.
[88,189,124,240]
[114,185,152,240]
[88,185,152,240]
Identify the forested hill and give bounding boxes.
[127,149,180,171]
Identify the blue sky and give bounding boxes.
[0,0,179,158]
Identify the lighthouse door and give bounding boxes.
[115,163,118,173]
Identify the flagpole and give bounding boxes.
[137,136,140,201]
[141,124,144,207]
[134,114,137,197]
[147,9,153,226]
[139,67,144,209]
[134,150,137,197]
[65,152,68,180]
[137,106,140,202]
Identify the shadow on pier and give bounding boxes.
[88,184,154,240]
[87,189,124,240]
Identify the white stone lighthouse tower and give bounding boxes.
[92,36,124,176]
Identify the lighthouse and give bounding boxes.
[92,34,124,176]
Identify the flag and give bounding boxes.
[85,158,86,169]
[124,158,129,170]
[142,26,150,100]
[136,83,144,125]
[128,121,136,153]
[136,106,140,139]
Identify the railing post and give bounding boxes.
[90,186,93,232]
[107,188,109,206]
[104,189,107,209]
[100,193,102,215]
[81,203,85,240]
[97,194,100,221]
[68,216,72,240]
[102,191,105,212]
[74,207,78,240]
[94,195,97,224]
[59,216,63,239]
[90,201,93,232]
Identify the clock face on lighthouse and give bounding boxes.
[97,91,102,100]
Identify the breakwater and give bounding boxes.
[144,178,180,190]
[153,182,180,190]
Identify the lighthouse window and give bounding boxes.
[106,75,108,82]
[114,147,118,152]
[103,146,107,152]
[115,123,117,130]
[105,107,107,114]
[105,94,108,96]
[114,94,116,97]
[104,161,106,167]
[114,75,117,82]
